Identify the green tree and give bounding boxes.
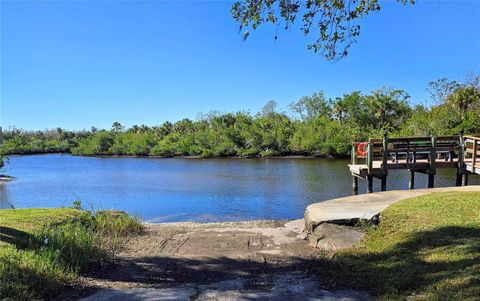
[446,86,480,120]
[426,78,460,105]
[111,122,124,133]
[333,91,369,127]
[231,0,415,60]
[367,87,411,129]
[6,75,478,159]
[290,91,331,120]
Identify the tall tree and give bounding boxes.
[429,73,480,120]
[111,122,124,133]
[367,87,410,129]
[446,86,480,120]
[426,78,461,104]
[290,91,331,120]
[333,91,368,125]
[260,100,278,116]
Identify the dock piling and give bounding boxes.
[427,173,435,188]
[409,170,415,189]
[352,176,358,195]
[367,175,373,193]
[456,173,462,186]
[427,136,437,188]
[381,176,387,191]
[381,131,388,191]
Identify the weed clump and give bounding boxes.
[0,206,143,300]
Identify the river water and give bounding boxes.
[1,154,478,222]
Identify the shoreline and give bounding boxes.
[0,174,15,182]
[3,192,479,300]
[141,219,296,229]
[3,152,348,160]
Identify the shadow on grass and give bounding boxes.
[315,225,480,299]
[0,227,67,300]
[0,225,98,300]
[0,254,69,300]
[2,225,479,300]
[0,226,41,249]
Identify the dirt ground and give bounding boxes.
[72,220,370,300]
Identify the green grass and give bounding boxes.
[0,207,143,300]
[316,192,480,300]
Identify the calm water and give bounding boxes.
[1,154,478,222]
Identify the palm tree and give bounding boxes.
[368,87,409,128]
[446,86,480,120]
[111,122,124,133]
[368,89,390,127]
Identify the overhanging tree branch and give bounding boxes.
[231,0,415,60]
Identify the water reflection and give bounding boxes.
[0,184,13,209]
[1,154,478,222]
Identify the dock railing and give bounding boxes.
[464,135,480,175]
[352,135,460,171]
[350,134,468,193]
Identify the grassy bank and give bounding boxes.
[316,192,480,300]
[0,207,143,300]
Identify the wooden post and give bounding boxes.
[458,133,464,166]
[427,174,435,188]
[456,173,462,186]
[351,145,358,195]
[462,173,469,186]
[367,142,374,193]
[427,137,437,188]
[406,138,410,163]
[473,138,478,168]
[457,133,464,187]
[430,136,437,171]
[409,170,415,189]
[413,142,417,163]
[351,146,357,165]
[367,143,373,176]
[382,132,388,172]
[352,176,358,195]
[381,131,388,191]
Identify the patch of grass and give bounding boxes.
[0,208,87,231]
[316,192,480,300]
[0,207,143,300]
[93,210,144,259]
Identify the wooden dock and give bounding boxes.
[349,133,480,194]
[465,135,480,175]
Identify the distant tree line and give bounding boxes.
[2,76,479,159]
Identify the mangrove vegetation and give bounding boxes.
[2,76,479,158]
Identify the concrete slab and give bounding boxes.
[308,223,365,251]
[304,186,480,233]
[79,287,197,301]
[79,273,371,301]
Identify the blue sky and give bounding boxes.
[1,0,479,130]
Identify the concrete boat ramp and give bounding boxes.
[304,186,480,233]
[78,186,479,301]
